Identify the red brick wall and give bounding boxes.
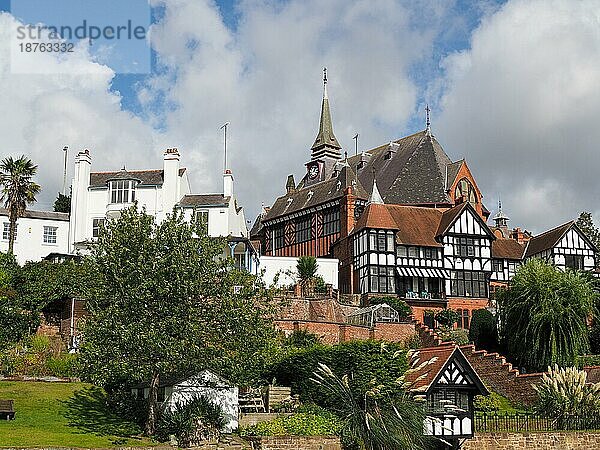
[371,322,415,344]
[463,432,600,449]
[246,436,341,450]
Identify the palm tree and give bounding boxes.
[0,156,41,254]
[311,363,426,450]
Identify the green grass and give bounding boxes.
[0,381,155,448]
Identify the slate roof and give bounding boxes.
[436,203,468,236]
[89,168,187,188]
[178,194,230,208]
[492,239,525,260]
[265,165,368,221]
[445,160,464,189]
[525,221,574,258]
[0,208,69,221]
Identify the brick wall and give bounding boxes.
[246,435,341,450]
[463,432,600,449]
[275,320,416,345]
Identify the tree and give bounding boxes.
[0,156,41,254]
[469,309,498,351]
[434,309,458,328]
[311,363,426,449]
[498,259,597,372]
[53,192,71,213]
[0,252,28,349]
[79,206,278,435]
[576,212,600,253]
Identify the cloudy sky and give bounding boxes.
[0,0,598,234]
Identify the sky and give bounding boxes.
[0,0,598,234]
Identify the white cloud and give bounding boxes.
[436,0,600,232]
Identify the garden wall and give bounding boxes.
[463,431,600,449]
[245,435,341,450]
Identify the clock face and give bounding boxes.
[308,164,319,180]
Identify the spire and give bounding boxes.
[493,199,510,228]
[311,67,341,156]
[367,178,384,205]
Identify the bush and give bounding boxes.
[297,256,318,282]
[284,329,320,349]
[266,341,407,409]
[590,320,600,354]
[239,406,341,437]
[474,392,504,412]
[469,309,498,351]
[576,354,600,368]
[438,328,469,345]
[370,296,412,321]
[46,353,78,378]
[156,395,226,447]
[435,309,458,328]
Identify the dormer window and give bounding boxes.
[454,178,477,204]
[109,180,136,204]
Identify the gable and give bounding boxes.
[437,359,475,386]
[557,226,596,252]
[429,348,488,395]
[443,204,494,239]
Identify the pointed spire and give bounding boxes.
[311,67,341,154]
[493,199,510,227]
[368,179,384,205]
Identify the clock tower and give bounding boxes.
[304,68,342,187]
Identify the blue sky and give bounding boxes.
[0,0,597,232]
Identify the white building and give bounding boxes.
[0,209,70,264]
[68,148,257,271]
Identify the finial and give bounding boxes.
[322,67,328,99]
[344,151,348,161]
[498,199,502,211]
[425,104,431,134]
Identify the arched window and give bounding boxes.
[454,178,477,204]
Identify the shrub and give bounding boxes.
[240,406,342,437]
[435,309,458,328]
[297,256,318,282]
[438,328,469,345]
[576,354,600,368]
[156,395,226,447]
[590,319,600,355]
[46,353,78,378]
[469,309,498,351]
[284,329,320,348]
[314,275,327,294]
[474,392,504,412]
[534,365,600,422]
[370,296,412,321]
[266,340,407,409]
[404,333,421,349]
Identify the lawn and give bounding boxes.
[0,381,155,448]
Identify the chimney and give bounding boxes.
[69,149,92,252]
[286,175,296,194]
[163,148,180,213]
[224,169,234,198]
[340,186,356,239]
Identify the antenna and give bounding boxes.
[220,122,230,172]
[62,146,68,195]
[353,133,359,157]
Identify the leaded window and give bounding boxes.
[92,218,106,238]
[295,216,312,243]
[323,208,340,236]
[457,237,479,257]
[565,254,584,270]
[455,178,477,204]
[396,246,407,257]
[369,266,396,294]
[451,271,488,298]
[492,260,503,272]
[424,247,438,259]
[273,225,285,250]
[194,210,209,234]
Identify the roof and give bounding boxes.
[436,203,468,236]
[0,208,69,221]
[525,221,574,258]
[89,168,187,188]
[403,345,488,395]
[311,85,341,152]
[492,238,525,260]
[179,194,230,208]
[265,165,368,221]
[445,160,463,189]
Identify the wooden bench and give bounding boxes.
[0,400,15,420]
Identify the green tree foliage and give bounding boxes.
[0,156,41,254]
[297,256,318,282]
[267,340,407,409]
[53,193,71,213]
[534,365,600,422]
[576,212,600,253]
[311,363,426,450]
[468,309,498,351]
[284,329,320,349]
[0,252,28,349]
[369,296,412,321]
[79,206,278,435]
[498,259,597,372]
[434,309,458,328]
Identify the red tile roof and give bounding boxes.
[403,344,456,392]
[492,239,525,260]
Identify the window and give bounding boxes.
[2,222,16,241]
[428,389,469,414]
[157,386,166,403]
[369,266,395,294]
[454,178,477,204]
[323,208,340,236]
[109,180,136,204]
[457,309,470,329]
[492,260,503,272]
[457,237,479,257]
[377,233,387,252]
[408,246,418,258]
[43,226,57,244]
[565,254,584,270]
[424,248,438,259]
[396,246,407,257]
[508,261,518,272]
[451,271,488,298]
[273,225,285,250]
[295,216,312,243]
[92,218,105,238]
[195,210,209,234]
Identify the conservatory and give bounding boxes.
[346,303,400,328]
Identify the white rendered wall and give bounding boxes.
[259,256,339,289]
[0,215,69,264]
